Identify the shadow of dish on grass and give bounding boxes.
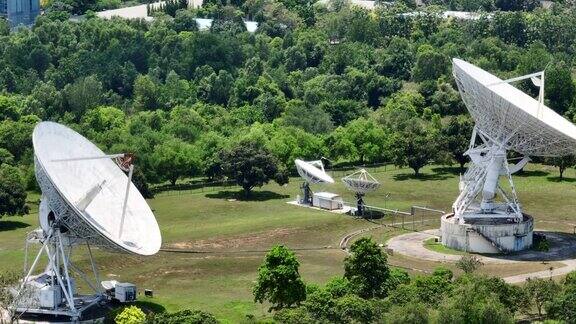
[205,190,289,201]
[0,219,30,232]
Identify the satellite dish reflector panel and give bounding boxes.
[341,169,380,194]
[33,122,161,256]
[453,58,576,156]
[295,159,334,184]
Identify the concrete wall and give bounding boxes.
[441,214,533,254]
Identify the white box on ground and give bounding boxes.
[115,282,137,302]
[39,285,62,308]
[312,192,343,210]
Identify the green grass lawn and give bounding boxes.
[1,163,576,322]
[423,237,467,255]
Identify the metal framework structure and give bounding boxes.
[341,169,380,216]
[452,59,576,222]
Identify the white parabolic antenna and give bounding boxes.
[452,58,576,223]
[342,169,380,195]
[453,58,576,156]
[12,122,161,320]
[33,121,161,255]
[342,169,380,216]
[294,159,333,205]
[295,159,334,184]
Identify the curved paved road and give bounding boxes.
[386,230,576,283]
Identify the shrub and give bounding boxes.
[146,309,218,324]
[533,233,550,252]
[115,306,146,324]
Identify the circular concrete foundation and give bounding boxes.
[440,213,534,254]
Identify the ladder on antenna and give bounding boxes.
[454,163,486,217]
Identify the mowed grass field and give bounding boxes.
[1,163,576,322]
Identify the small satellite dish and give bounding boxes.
[295,159,334,205]
[342,169,380,216]
[13,122,162,320]
[295,159,334,184]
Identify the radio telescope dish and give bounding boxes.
[12,122,161,320]
[342,169,380,216]
[342,169,380,195]
[441,59,576,253]
[33,122,161,255]
[295,159,333,205]
[453,58,576,156]
[295,159,334,184]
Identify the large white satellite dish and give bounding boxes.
[12,122,161,320]
[33,121,161,255]
[342,169,380,216]
[453,58,576,157]
[294,159,333,205]
[442,59,576,253]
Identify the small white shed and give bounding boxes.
[312,192,343,210]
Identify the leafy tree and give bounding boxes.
[150,138,200,185]
[524,278,559,316]
[273,306,314,324]
[253,245,306,311]
[440,115,473,172]
[547,155,576,179]
[0,96,22,121]
[164,106,206,142]
[410,267,454,306]
[456,255,483,274]
[333,294,376,323]
[546,285,576,323]
[63,75,104,120]
[133,75,160,111]
[390,118,438,176]
[412,46,449,82]
[344,237,391,299]
[320,100,369,127]
[545,61,576,116]
[438,275,515,324]
[0,163,29,218]
[219,140,288,197]
[147,309,218,324]
[81,106,125,133]
[0,149,15,166]
[377,37,414,80]
[328,117,387,164]
[386,302,430,324]
[280,100,334,134]
[115,305,146,324]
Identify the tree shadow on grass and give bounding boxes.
[205,190,289,201]
[431,166,464,176]
[393,172,452,182]
[547,176,576,183]
[0,220,30,232]
[514,170,550,177]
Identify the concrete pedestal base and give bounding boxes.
[440,213,534,254]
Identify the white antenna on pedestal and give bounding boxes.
[11,122,161,321]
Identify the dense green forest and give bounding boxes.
[1,0,576,213]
